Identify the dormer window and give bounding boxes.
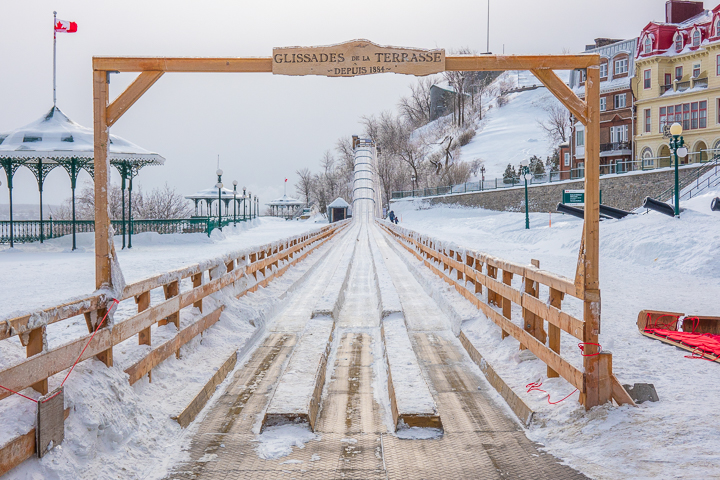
[693,29,701,47]
[23,135,41,143]
[644,37,652,54]
[716,18,720,36]
[675,33,683,51]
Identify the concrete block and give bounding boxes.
[622,383,659,404]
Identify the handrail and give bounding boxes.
[0,220,349,402]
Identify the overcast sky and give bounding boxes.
[1,0,663,209]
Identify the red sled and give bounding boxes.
[638,310,720,363]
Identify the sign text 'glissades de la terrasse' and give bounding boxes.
[272,40,445,77]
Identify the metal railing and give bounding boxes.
[0,215,259,244]
[391,157,716,200]
[660,84,673,95]
[600,141,631,152]
[677,80,691,92]
[654,157,720,203]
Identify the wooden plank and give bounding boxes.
[191,273,203,312]
[445,54,599,71]
[106,71,164,127]
[582,64,605,409]
[640,330,720,363]
[547,288,564,378]
[524,267,577,298]
[125,307,223,385]
[93,57,273,73]
[136,291,151,347]
[172,351,237,428]
[531,69,588,125]
[159,280,180,329]
[501,271,513,340]
[459,332,533,426]
[27,327,48,395]
[36,387,64,458]
[522,293,583,340]
[93,69,111,292]
[0,409,70,476]
[0,295,100,341]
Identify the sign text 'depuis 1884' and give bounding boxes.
[272,40,445,77]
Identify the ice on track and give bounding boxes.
[368,226,402,317]
[312,226,358,319]
[254,424,319,460]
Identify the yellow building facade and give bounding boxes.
[635,5,720,168]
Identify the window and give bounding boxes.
[600,63,607,78]
[675,66,683,80]
[693,63,701,78]
[576,129,585,147]
[644,69,652,89]
[577,69,586,83]
[614,93,626,109]
[717,55,720,76]
[675,104,682,123]
[683,103,691,130]
[615,58,628,75]
[564,153,570,167]
[693,30,701,47]
[600,97,606,111]
[645,109,652,133]
[691,102,699,129]
[642,148,654,168]
[717,19,720,36]
[675,33,683,51]
[611,125,629,143]
[644,37,652,54]
[660,107,667,133]
[700,100,707,128]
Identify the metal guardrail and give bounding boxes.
[0,216,258,244]
[391,158,717,200]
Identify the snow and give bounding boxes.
[254,424,319,460]
[382,313,437,416]
[264,316,334,418]
[390,188,720,479]
[395,425,443,440]
[0,216,337,479]
[459,71,569,178]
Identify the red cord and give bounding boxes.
[578,342,603,356]
[526,381,579,405]
[0,299,119,404]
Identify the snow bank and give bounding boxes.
[389,188,720,479]
[254,423,319,460]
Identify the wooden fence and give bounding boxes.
[0,220,347,474]
[379,222,634,409]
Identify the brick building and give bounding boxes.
[634,0,720,168]
[568,38,638,178]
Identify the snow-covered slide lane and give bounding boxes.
[261,224,360,431]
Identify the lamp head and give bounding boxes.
[216,182,223,189]
[670,122,683,136]
[233,180,238,186]
[216,169,223,176]
[677,146,688,158]
[520,159,529,167]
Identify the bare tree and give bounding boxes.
[140,183,193,219]
[294,168,314,204]
[398,76,438,128]
[537,102,571,146]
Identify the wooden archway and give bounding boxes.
[92,49,604,407]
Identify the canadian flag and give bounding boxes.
[285,178,288,182]
[55,19,77,33]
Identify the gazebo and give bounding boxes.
[185,186,249,219]
[0,106,164,248]
[267,194,304,219]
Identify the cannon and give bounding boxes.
[599,204,633,219]
[556,203,612,220]
[642,196,675,217]
[711,197,720,212]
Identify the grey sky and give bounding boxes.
[1,0,662,208]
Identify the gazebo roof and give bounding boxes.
[267,194,304,207]
[328,197,350,208]
[185,186,246,201]
[0,106,165,165]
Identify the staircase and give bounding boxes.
[654,158,720,204]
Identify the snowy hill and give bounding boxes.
[462,71,568,177]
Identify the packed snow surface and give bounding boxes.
[391,188,720,479]
[254,424,319,460]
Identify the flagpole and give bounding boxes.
[53,11,57,108]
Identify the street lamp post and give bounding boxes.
[480,165,485,191]
[248,191,252,219]
[242,187,247,221]
[216,168,223,231]
[255,196,258,218]
[233,180,238,226]
[669,122,688,217]
[519,159,530,229]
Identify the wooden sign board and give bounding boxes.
[272,39,445,77]
[36,387,65,458]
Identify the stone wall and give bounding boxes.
[391,165,704,213]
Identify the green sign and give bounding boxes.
[563,189,602,204]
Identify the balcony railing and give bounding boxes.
[693,77,708,88]
[677,80,691,92]
[660,84,673,95]
[600,141,631,152]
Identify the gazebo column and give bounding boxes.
[119,162,128,249]
[29,159,59,243]
[70,158,78,251]
[128,174,134,249]
[1,160,16,248]
[194,199,199,216]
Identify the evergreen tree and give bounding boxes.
[529,155,546,176]
[503,164,518,184]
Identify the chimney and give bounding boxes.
[666,0,704,24]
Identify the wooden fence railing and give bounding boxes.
[379,222,634,409]
[0,220,348,403]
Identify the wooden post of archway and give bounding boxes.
[92,45,605,408]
